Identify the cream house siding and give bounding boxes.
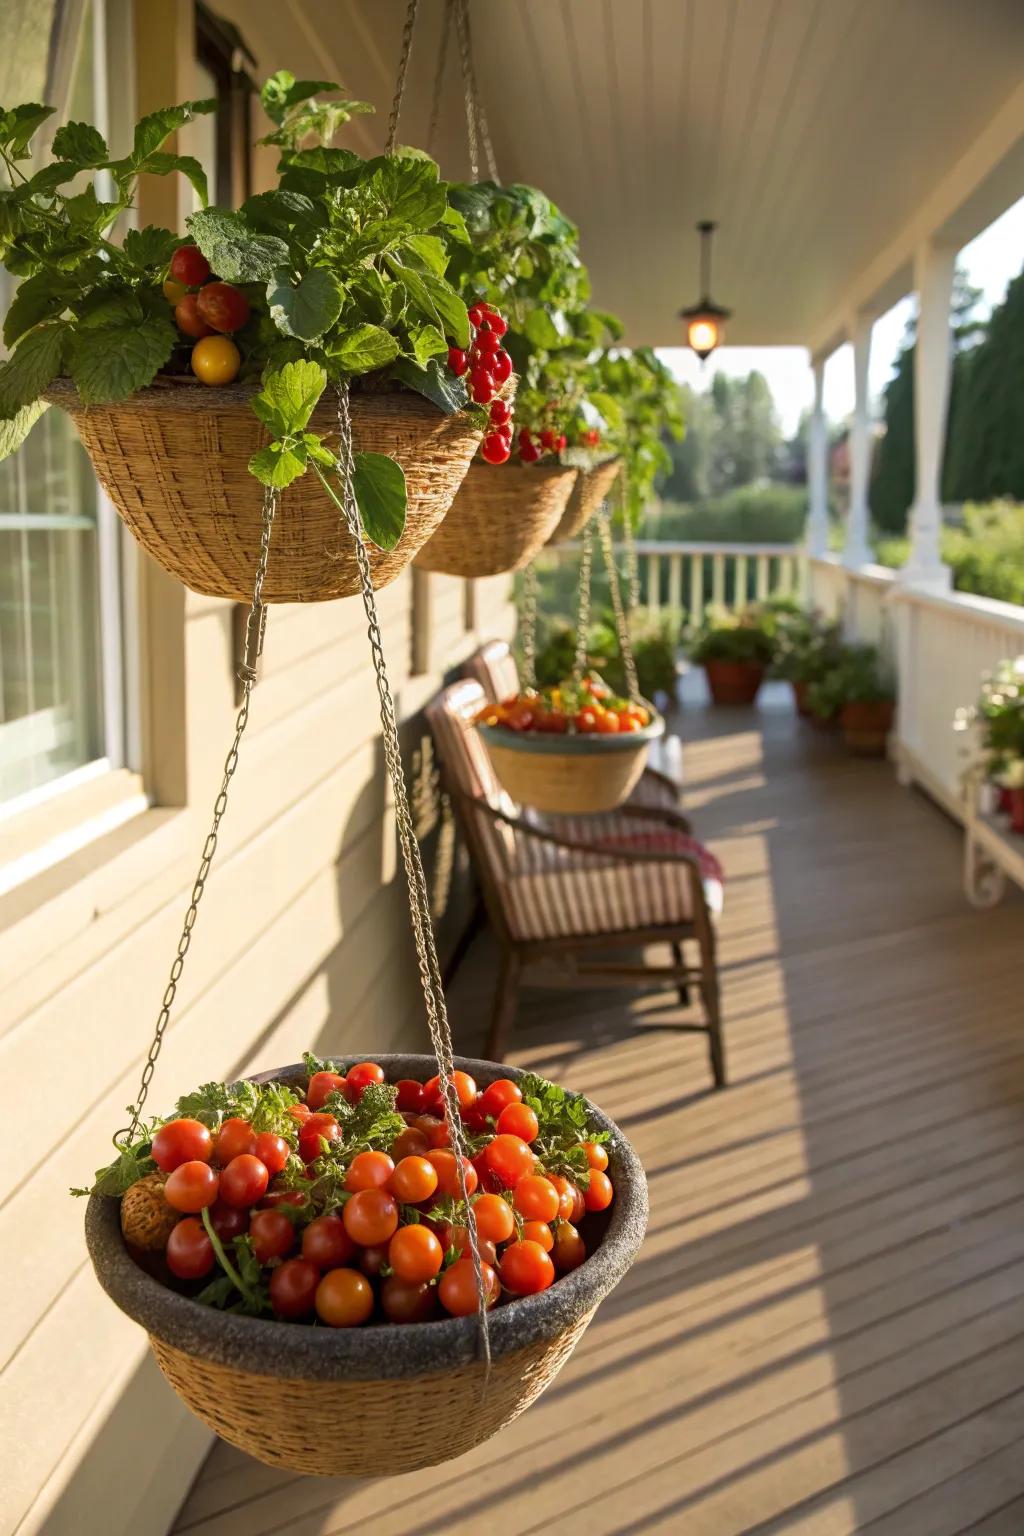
[0,8,515,1526]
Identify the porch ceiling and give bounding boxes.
[221,0,1024,349]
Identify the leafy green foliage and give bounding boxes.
[352,451,407,550]
[517,1072,610,1187]
[595,348,684,524]
[807,642,895,718]
[687,605,780,666]
[70,1135,157,1197]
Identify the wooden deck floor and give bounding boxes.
[172,683,1024,1536]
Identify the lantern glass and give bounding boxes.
[687,316,721,358]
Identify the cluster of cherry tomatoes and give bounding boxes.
[448,302,515,466]
[477,675,652,736]
[163,245,249,386]
[128,1062,613,1329]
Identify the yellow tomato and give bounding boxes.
[162,278,188,304]
[191,335,241,386]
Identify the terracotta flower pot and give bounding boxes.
[704,659,765,706]
[840,699,895,757]
[1009,787,1024,835]
[997,786,1015,816]
[792,680,812,718]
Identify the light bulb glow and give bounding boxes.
[687,317,722,359]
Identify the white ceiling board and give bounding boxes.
[213,0,1024,347]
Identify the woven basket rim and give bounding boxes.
[85,1053,648,1381]
[43,375,457,419]
[479,706,665,757]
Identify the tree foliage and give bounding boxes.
[660,370,781,501]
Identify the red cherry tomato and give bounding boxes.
[395,1079,427,1114]
[548,1173,586,1223]
[169,245,210,286]
[390,1155,439,1204]
[196,280,250,333]
[490,350,513,383]
[214,1118,256,1163]
[249,1208,295,1264]
[427,1149,478,1199]
[481,432,511,465]
[474,329,500,356]
[174,293,213,338]
[269,1257,319,1320]
[253,1132,290,1176]
[448,347,468,376]
[342,1188,399,1247]
[584,1169,614,1211]
[166,1216,214,1279]
[479,1079,522,1119]
[209,1200,249,1241]
[390,1126,430,1161]
[496,1102,539,1142]
[389,1224,444,1284]
[513,1174,560,1223]
[315,1268,374,1327]
[471,1192,516,1245]
[381,1275,437,1323]
[467,304,485,327]
[500,1239,556,1295]
[346,1061,385,1100]
[344,1150,395,1192]
[489,399,512,426]
[438,1257,500,1316]
[470,369,495,404]
[414,1114,450,1149]
[577,708,599,733]
[485,1134,535,1187]
[437,1223,498,1269]
[259,1187,311,1215]
[306,1071,347,1111]
[540,428,558,451]
[519,441,541,463]
[164,1160,219,1213]
[357,1243,389,1277]
[299,1116,340,1163]
[302,1213,355,1268]
[151,1119,212,1173]
[218,1154,269,1208]
[288,1103,311,1125]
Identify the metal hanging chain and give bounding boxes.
[117,486,278,1144]
[572,520,595,684]
[519,560,538,690]
[385,0,420,156]
[620,485,641,616]
[598,505,641,703]
[425,0,456,159]
[334,384,492,1370]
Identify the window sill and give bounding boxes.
[1,766,149,898]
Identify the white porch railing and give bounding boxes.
[630,541,807,619]
[809,554,1024,820]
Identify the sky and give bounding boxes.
[656,194,1024,437]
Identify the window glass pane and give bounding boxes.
[0,1,108,808]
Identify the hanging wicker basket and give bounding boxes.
[84,1053,647,1477]
[547,457,622,545]
[478,709,665,814]
[45,378,485,603]
[413,460,579,578]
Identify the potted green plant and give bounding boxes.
[954,657,1024,829]
[808,644,896,756]
[0,75,497,601]
[689,606,778,706]
[772,608,845,718]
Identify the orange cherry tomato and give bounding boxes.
[342,1188,399,1247]
[548,1173,586,1223]
[438,1257,500,1316]
[191,335,240,386]
[552,1220,587,1272]
[479,1078,522,1119]
[513,1174,561,1223]
[389,1155,439,1204]
[344,1150,395,1193]
[390,1126,430,1161]
[214,1117,256,1163]
[306,1071,347,1111]
[583,1140,609,1172]
[584,1169,614,1211]
[496,1102,539,1142]
[315,1268,374,1327]
[471,1192,516,1245]
[388,1223,444,1283]
[427,1149,479,1199]
[521,1219,555,1252]
[484,1134,534,1187]
[174,292,213,339]
[500,1239,556,1295]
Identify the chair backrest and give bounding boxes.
[425,679,518,870]
[465,640,520,704]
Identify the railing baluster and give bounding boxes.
[689,554,704,627]
[667,552,682,615]
[647,554,660,614]
[712,553,725,609]
[735,553,748,611]
[756,554,770,602]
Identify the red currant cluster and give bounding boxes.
[448,301,515,467]
[518,419,568,465]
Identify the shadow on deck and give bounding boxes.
[171,677,1024,1536]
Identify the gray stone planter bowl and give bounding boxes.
[85,1053,649,1383]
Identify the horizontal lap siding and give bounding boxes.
[1,565,514,1536]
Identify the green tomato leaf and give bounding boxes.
[241,189,318,239]
[248,441,309,489]
[187,208,290,283]
[0,322,66,418]
[137,152,209,208]
[0,398,49,461]
[51,119,108,167]
[261,71,343,125]
[119,225,180,271]
[63,186,121,236]
[408,323,447,368]
[329,322,399,375]
[302,432,336,467]
[266,265,344,341]
[67,307,175,403]
[3,272,73,346]
[368,155,447,232]
[250,360,327,437]
[131,99,216,163]
[390,356,468,417]
[524,308,563,350]
[4,103,54,158]
[420,270,470,349]
[403,232,448,277]
[352,452,407,551]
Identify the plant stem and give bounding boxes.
[200,1205,248,1296]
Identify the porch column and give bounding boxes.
[899,241,954,590]
[843,313,873,569]
[805,353,829,557]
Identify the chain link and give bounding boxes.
[117,486,278,1144]
[621,488,641,616]
[385,0,420,156]
[334,384,491,1371]
[519,560,538,690]
[572,520,594,683]
[598,506,641,703]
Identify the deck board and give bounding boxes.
[170,682,1024,1536]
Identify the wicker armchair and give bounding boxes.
[464,640,685,815]
[427,679,726,1086]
